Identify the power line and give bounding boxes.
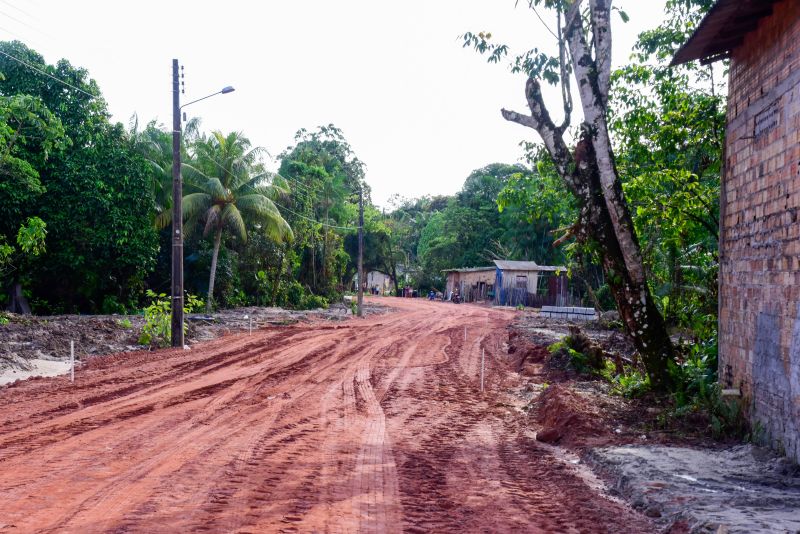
[526,2,559,41]
[272,199,361,231]
[276,170,317,194]
[198,152,361,230]
[0,8,46,37]
[0,48,97,99]
[0,0,37,21]
[0,23,27,43]
[174,128,317,205]
[272,178,315,205]
[200,152,315,205]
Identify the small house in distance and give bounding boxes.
[443,260,570,306]
[443,267,496,302]
[493,260,567,307]
[672,0,800,462]
[353,271,394,295]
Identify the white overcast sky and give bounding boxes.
[1,0,665,208]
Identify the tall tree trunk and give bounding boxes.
[311,230,317,292]
[323,204,329,282]
[7,281,31,314]
[206,226,223,313]
[390,264,399,297]
[271,246,285,307]
[500,0,675,390]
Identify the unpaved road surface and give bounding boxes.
[0,298,652,533]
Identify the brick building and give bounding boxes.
[673,0,800,462]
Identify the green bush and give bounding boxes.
[225,289,249,308]
[138,290,203,347]
[611,369,651,398]
[285,280,305,308]
[663,337,751,439]
[547,339,590,372]
[280,280,329,310]
[301,294,328,310]
[594,284,617,311]
[101,295,129,315]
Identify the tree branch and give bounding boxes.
[682,210,720,241]
[557,9,573,133]
[565,0,647,285]
[552,223,578,247]
[589,0,612,103]
[501,78,576,187]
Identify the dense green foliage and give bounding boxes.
[387,163,570,292]
[0,0,725,367]
[456,0,727,401]
[161,130,293,312]
[0,39,374,313]
[277,126,365,300]
[612,0,724,338]
[0,41,158,313]
[138,290,203,347]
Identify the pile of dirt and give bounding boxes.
[511,311,637,362]
[508,323,627,380]
[506,329,550,376]
[507,312,800,533]
[529,384,611,447]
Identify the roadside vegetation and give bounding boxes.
[460,0,734,436]
[0,1,736,436]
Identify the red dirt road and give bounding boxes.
[0,298,652,533]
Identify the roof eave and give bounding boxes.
[670,0,779,67]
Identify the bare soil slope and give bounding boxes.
[0,298,652,533]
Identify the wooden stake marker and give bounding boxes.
[480,348,485,392]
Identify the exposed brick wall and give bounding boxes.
[722,0,800,463]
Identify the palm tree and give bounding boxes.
[158,130,292,312]
[129,114,202,215]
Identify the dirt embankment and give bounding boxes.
[0,298,654,533]
[0,302,388,376]
[507,311,800,534]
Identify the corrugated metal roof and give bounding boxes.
[671,0,781,66]
[441,266,495,273]
[493,260,566,272]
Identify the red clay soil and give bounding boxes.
[531,384,611,448]
[0,298,654,533]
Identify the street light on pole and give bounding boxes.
[171,59,235,348]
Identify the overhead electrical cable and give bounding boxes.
[197,152,361,230]
[0,9,46,36]
[0,24,27,43]
[0,48,97,98]
[530,5,559,41]
[0,0,37,21]
[271,200,361,231]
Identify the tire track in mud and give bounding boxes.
[0,334,343,461]
[0,299,654,533]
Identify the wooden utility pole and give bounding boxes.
[171,59,184,348]
[357,188,364,317]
